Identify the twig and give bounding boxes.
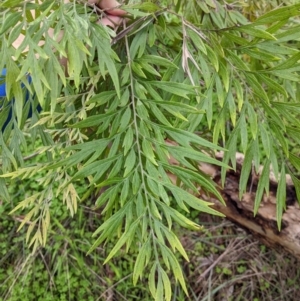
[196,238,245,282]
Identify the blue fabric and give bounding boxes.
[0,68,32,98]
[0,68,39,131]
[0,68,7,97]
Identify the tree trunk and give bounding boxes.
[198,153,300,259]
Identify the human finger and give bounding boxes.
[98,0,126,16]
[98,14,123,28]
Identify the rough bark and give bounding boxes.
[198,153,300,259]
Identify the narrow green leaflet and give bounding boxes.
[73,156,120,180]
[159,266,172,301]
[276,166,286,231]
[244,73,269,103]
[87,90,116,105]
[133,239,150,285]
[238,115,248,154]
[0,0,24,8]
[164,182,224,216]
[254,4,300,25]
[0,11,22,35]
[124,148,137,177]
[270,52,300,71]
[49,139,111,169]
[270,123,289,157]
[239,141,255,198]
[158,242,188,296]
[139,55,179,69]
[242,48,280,62]
[104,219,140,264]
[226,50,249,71]
[72,111,118,128]
[0,176,9,201]
[89,203,130,250]
[253,160,270,215]
[256,42,298,56]
[246,102,258,139]
[268,69,300,81]
[259,124,271,158]
[91,23,120,98]
[275,25,300,42]
[291,174,300,204]
[289,153,300,171]
[187,27,207,55]
[223,32,248,46]
[256,73,288,97]
[160,225,189,261]
[235,25,277,40]
[166,145,228,169]
[128,2,161,13]
[162,125,224,150]
[147,81,197,99]
[149,263,157,299]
